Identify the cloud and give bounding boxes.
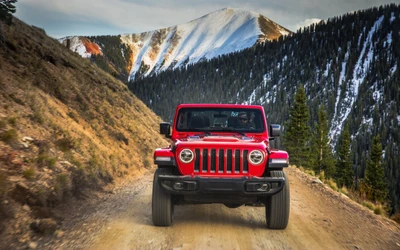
[15,0,397,37]
[292,18,322,32]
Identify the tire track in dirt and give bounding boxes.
[50,167,400,250]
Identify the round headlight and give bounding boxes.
[179,149,194,163]
[249,150,264,165]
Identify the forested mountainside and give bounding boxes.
[129,4,400,213]
[59,8,291,82]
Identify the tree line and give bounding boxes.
[129,4,400,214]
[285,86,388,205]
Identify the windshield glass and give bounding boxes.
[176,107,265,133]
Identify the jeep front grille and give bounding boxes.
[194,148,249,174]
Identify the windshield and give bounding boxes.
[176,107,265,133]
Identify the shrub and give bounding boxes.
[8,117,17,127]
[9,94,25,106]
[54,174,69,201]
[374,206,383,215]
[56,137,75,152]
[111,131,129,145]
[0,120,6,129]
[143,158,152,169]
[339,186,349,196]
[318,171,325,182]
[36,153,57,168]
[0,129,18,144]
[67,111,79,123]
[23,167,36,180]
[326,179,338,191]
[30,110,44,124]
[362,201,374,210]
[304,169,315,176]
[64,152,82,168]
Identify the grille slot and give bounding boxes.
[194,149,200,172]
[202,149,208,172]
[210,149,216,172]
[227,149,232,173]
[243,150,249,172]
[218,149,224,173]
[193,148,249,174]
[234,149,240,173]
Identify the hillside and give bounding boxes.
[59,8,292,81]
[0,17,168,247]
[130,4,400,213]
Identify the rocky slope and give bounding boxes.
[0,17,168,247]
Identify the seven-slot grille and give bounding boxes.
[194,148,249,174]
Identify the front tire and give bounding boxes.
[152,168,173,226]
[265,171,290,229]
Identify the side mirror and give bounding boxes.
[160,122,171,138]
[269,124,281,137]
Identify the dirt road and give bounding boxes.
[49,167,400,250]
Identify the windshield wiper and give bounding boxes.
[188,128,211,136]
[220,128,246,136]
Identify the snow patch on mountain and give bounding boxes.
[123,8,268,81]
[59,8,291,81]
[60,36,92,58]
[329,15,384,143]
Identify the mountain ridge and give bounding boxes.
[59,8,292,81]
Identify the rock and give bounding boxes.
[31,218,58,235]
[38,218,58,235]
[23,137,34,142]
[12,182,32,204]
[60,161,72,167]
[28,242,38,249]
[311,178,323,184]
[21,142,29,148]
[23,204,31,212]
[30,220,40,232]
[31,206,54,218]
[55,230,64,238]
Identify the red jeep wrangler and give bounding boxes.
[152,104,290,229]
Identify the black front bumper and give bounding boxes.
[158,174,285,196]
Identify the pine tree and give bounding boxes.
[336,124,353,188]
[310,104,336,177]
[283,85,310,168]
[365,135,388,203]
[0,0,17,24]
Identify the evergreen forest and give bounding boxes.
[128,4,400,214]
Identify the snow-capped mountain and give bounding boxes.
[129,4,400,213]
[59,8,291,81]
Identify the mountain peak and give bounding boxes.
[60,9,292,81]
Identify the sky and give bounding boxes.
[15,0,399,38]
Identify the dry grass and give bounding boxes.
[0,17,169,240]
[293,165,392,221]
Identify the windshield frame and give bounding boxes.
[174,107,266,134]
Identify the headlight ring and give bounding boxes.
[179,149,194,163]
[248,150,264,165]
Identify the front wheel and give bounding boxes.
[152,168,174,226]
[265,171,290,229]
